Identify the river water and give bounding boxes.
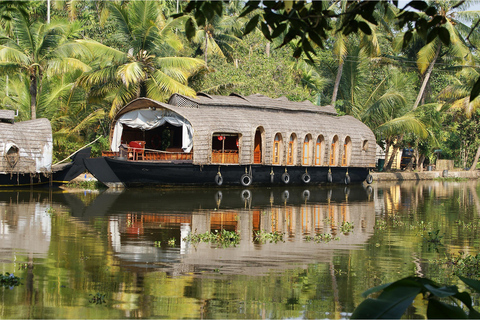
[1,180,479,319]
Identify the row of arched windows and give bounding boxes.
[272,133,354,167]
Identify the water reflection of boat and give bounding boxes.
[77,186,376,274]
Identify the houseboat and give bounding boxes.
[0,109,90,188]
[84,93,376,188]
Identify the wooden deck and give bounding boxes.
[102,150,192,161]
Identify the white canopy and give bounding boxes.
[111,109,193,152]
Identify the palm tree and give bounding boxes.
[329,1,386,106]
[439,66,480,170]
[0,10,90,119]
[77,1,205,117]
[396,0,478,110]
[184,2,245,66]
[357,67,428,170]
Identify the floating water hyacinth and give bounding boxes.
[0,273,21,288]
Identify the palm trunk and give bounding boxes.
[204,32,208,66]
[384,134,404,171]
[418,154,425,172]
[470,144,480,171]
[29,73,37,120]
[412,43,441,110]
[331,60,344,106]
[384,145,400,171]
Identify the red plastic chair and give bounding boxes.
[128,141,145,160]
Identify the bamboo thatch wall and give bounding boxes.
[0,117,53,174]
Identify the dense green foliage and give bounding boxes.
[0,0,480,168]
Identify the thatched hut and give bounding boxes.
[0,110,53,175]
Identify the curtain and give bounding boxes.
[111,109,193,153]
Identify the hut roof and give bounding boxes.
[0,118,53,173]
[168,93,338,115]
[113,96,371,142]
[0,110,15,123]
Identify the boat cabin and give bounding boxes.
[106,93,376,169]
[0,110,53,174]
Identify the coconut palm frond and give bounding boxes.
[117,61,146,88]
[377,114,428,138]
[149,70,196,99]
[0,46,30,65]
[75,39,126,62]
[69,108,106,134]
[46,57,91,76]
[416,39,440,74]
[156,57,205,73]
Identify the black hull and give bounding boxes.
[88,157,371,187]
[0,148,91,188]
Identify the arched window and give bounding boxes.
[315,135,324,166]
[342,136,352,166]
[287,134,296,165]
[329,135,339,166]
[303,135,312,165]
[273,133,283,165]
[254,127,264,164]
[362,140,369,151]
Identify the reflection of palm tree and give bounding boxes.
[77,1,205,117]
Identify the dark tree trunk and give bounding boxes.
[418,154,425,172]
[470,144,480,171]
[29,73,37,120]
[413,43,441,110]
[331,60,344,106]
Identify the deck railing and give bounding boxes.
[211,150,238,164]
[102,150,192,161]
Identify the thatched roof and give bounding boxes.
[0,118,53,174]
[169,92,338,115]
[112,93,376,167]
[0,110,15,123]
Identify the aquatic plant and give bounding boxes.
[339,221,354,234]
[443,252,480,278]
[183,229,240,248]
[352,276,480,319]
[89,293,106,305]
[0,273,21,288]
[64,180,106,190]
[254,230,284,244]
[305,233,339,243]
[154,241,161,247]
[423,229,444,244]
[168,238,176,247]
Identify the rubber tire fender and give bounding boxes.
[344,175,351,185]
[281,172,290,184]
[301,173,311,184]
[215,173,223,186]
[327,172,333,183]
[240,173,252,187]
[366,174,373,184]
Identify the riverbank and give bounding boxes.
[371,169,480,181]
